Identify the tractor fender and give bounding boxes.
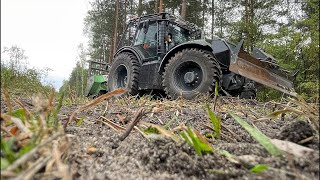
[158,40,213,73]
[114,46,143,64]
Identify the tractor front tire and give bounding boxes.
[107,53,140,95]
[162,48,222,99]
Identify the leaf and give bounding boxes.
[182,126,213,156]
[185,127,202,155]
[1,158,10,169]
[76,117,84,126]
[257,109,303,121]
[143,127,160,134]
[9,126,19,135]
[180,131,192,146]
[86,146,97,153]
[230,112,282,156]
[250,164,268,173]
[11,109,27,122]
[215,81,219,97]
[142,122,181,143]
[207,104,221,138]
[0,137,17,163]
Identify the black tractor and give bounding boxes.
[107,13,296,99]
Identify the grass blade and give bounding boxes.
[229,112,282,156]
[207,104,221,138]
[181,126,213,156]
[142,122,181,143]
[250,164,268,173]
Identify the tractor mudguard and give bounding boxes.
[158,40,213,73]
[114,46,143,64]
[229,40,297,97]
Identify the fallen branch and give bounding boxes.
[119,107,145,141]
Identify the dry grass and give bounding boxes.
[1,90,71,179]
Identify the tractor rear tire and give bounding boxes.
[162,48,222,99]
[107,52,140,95]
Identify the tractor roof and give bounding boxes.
[129,12,201,34]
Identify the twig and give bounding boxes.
[4,132,63,172]
[1,125,14,136]
[298,136,314,144]
[16,156,52,180]
[102,101,109,117]
[119,107,145,141]
[98,116,126,131]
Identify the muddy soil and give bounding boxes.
[60,96,319,180]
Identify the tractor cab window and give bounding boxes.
[168,24,189,46]
[133,21,158,58]
[134,24,145,46]
[134,22,157,46]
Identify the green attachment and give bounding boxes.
[85,75,109,97]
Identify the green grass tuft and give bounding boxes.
[230,112,282,156]
[207,104,221,138]
[180,126,213,156]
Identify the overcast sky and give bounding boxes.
[1,0,90,89]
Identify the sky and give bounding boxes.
[1,0,91,90]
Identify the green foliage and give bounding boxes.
[206,104,221,138]
[143,127,160,134]
[229,112,282,156]
[1,45,52,96]
[250,164,268,173]
[1,91,64,169]
[76,117,85,126]
[0,137,17,164]
[180,126,213,156]
[59,44,89,100]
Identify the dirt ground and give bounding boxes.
[60,96,319,180]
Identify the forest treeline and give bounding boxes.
[1,46,53,96]
[63,0,318,101]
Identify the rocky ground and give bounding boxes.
[59,95,319,180]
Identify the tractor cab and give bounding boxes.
[118,13,201,62]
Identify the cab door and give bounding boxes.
[133,21,158,61]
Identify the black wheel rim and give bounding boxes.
[173,61,203,91]
[115,65,128,88]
